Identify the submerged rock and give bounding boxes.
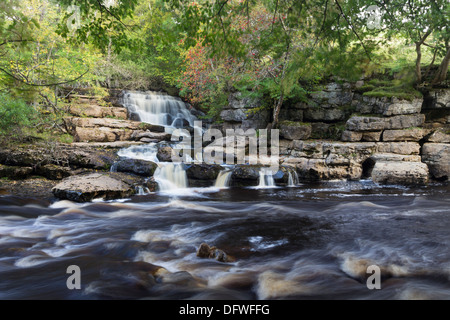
[196,243,234,263]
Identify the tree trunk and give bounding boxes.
[415,42,422,84]
[272,92,284,129]
[432,46,450,85]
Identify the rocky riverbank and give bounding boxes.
[0,84,448,202]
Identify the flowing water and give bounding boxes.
[1,91,449,300]
[0,183,449,300]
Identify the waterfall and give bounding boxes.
[257,168,276,188]
[153,163,188,191]
[287,170,299,187]
[121,91,197,131]
[214,170,232,188]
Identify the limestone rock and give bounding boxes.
[279,121,312,140]
[346,114,425,131]
[375,142,420,155]
[341,130,363,142]
[421,143,450,180]
[371,161,429,185]
[362,131,382,142]
[427,128,450,143]
[382,128,424,142]
[52,172,139,202]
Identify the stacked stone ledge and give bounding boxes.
[277,86,450,184]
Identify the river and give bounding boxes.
[0,91,449,300]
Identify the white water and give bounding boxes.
[287,171,299,187]
[256,168,276,188]
[121,91,197,131]
[119,91,198,193]
[153,163,188,191]
[214,170,232,188]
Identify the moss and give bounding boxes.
[363,89,422,101]
[279,120,311,127]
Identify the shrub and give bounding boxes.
[0,92,37,137]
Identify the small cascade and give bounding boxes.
[287,170,299,187]
[121,91,197,131]
[153,163,188,191]
[214,170,232,188]
[257,168,276,188]
[135,186,151,195]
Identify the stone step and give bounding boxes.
[68,104,128,119]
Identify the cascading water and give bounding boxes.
[287,170,299,187]
[153,163,188,191]
[117,91,199,193]
[257,167,276,188]
[214,170,232,188]
[121,91,197,132]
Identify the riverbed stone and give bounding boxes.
[186,164,223,180]
[113,159,157,177]
[52,172,140,202]
[371,161,429,185]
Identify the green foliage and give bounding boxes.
[0,92,37,136]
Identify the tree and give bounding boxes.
[168,0,376,127]
[373,0,449,84]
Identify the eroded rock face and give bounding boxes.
[371,161,429,185]
[382,128,424,142]
[346,114,425,131]
[279,121,312,140]
[52,172,142,202]
[421,143,450,180]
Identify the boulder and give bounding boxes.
[382,128,424,142]
[52,172,141,202]
[421,143,450,180]
[157,146,174,162]
[113,159,157,177]
[231,165,263,181]
[285,158,362,181]
[371,161,429,185]
[196,243,233,263]
[186,164,223,180]
[279,121,312,140]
